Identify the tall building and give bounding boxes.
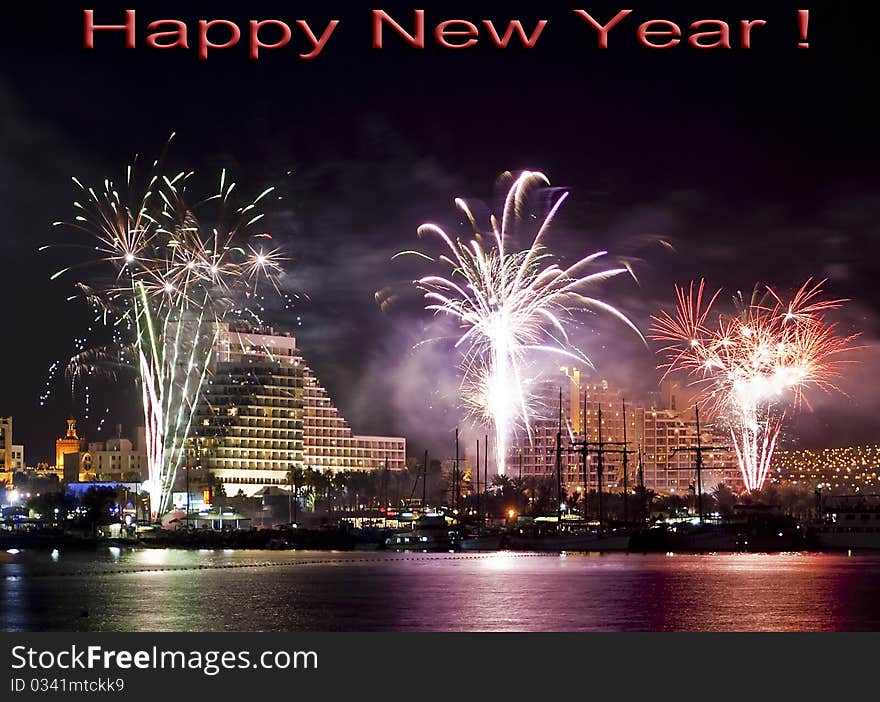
[575,375,644,490]
[507,370,741,495]
[507,367,580,484]
[63,426,147,483]
[301,364,405,473]
[0,417,12,486]
[11,444,24,471]
[56,418,83,473]
[509,369,643,491]
[194,324,304,494]
[193,322,406,497]
[641,406,739,494]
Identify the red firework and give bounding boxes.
[651,278,859,492]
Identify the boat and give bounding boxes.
[629,523,738,551]
[809,497,880,550]
[630,506,804,552]
[506,523,631,552]
[351,528,386,550]
[384,515,459,551]
[458,526,507,551]
[811,519,880,550]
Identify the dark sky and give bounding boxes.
[1,1,878,463]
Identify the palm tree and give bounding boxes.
[286,466,306,523]
[80,485,118,534]
[302,467,322,511]
[778,483,814,520]
[711,482,737,519]
[314,470,331,514]
[205,471,226,502]
[567,489,581,515]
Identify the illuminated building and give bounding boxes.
[507,372,741,494]
[55,418,83,477]
[771,445,880,492]
[507,368,580,484]
[641,406,740,494]
[11,444,24,471]
[192,322,406,497]
[0,416,12,486]
[638,381,740,493]
[301,364,405,474]
[62,427,148,483]
[508,370,642,490]
[576,376,644,490]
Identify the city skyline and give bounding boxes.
[2,2,877,466]
[7,349,880,499]
[12,209,875,469]
[5,1,880,642]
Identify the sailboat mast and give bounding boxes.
[454,428,459,512]
[476,439,480,523]
[638,445,646,522]
[622,398,629,525]
[483,434,488,521]
[695,407,704,524]
[597,403,604,533]
[582,388,588,521]
[556,387,563,532]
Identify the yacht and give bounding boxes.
[458,526,507,551]
[810,502,880,550]
[506,522,631,552]
[385,515,459,551]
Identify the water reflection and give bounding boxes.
[480,551,520,572]
[3,550,880,632]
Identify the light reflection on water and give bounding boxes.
[3,549,880,632]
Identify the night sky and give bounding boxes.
[1,1,877,464]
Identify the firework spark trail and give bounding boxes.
[651,278,859,492]
[49,144,286,519]
[402,171,643,475]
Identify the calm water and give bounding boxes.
[3,548,880,631]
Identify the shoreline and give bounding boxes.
[1,534,874,555]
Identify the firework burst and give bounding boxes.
[49,143,286,519]
[651,278,859,492]
[401,171,643,474]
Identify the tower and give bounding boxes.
[56,418,82,470]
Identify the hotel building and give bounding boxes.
[641,406,740,494]
[509,370,641,489]
[11,444,24,472]
[507,370,741,495]
[192,322,406,496]
[59,422,147,483]
[56,418,84,480]
[0,416,12,486]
